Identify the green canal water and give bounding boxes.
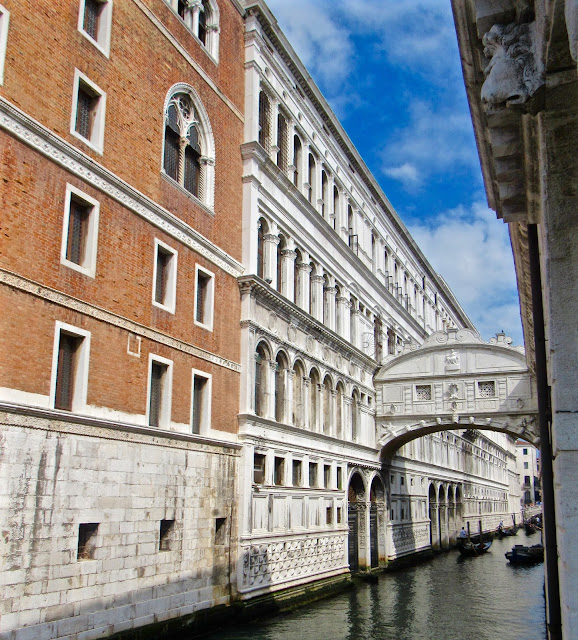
[200,531,546,640]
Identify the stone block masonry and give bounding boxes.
[0,415,239,640]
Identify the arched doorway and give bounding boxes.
[428,483,439,550]
[369,476,385,568]
[438,485,447,549]
[348,473,365,572]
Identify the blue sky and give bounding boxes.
[265,0,523,345]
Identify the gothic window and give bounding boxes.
[336,383,344,439]
[277,234,285,293]
[169,0,219,58]
[323,376,332,435]
[309,369,320,430]
[275,352,288,423]
[163,87,215,207]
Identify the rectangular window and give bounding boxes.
[0,4,9,86]
[274,456,285,486]
[253,453,266,485]
[309,462,318,488]
[524,461,529,469]
[71,70,106,153]
[336,467,342,490]
[336,506,342,524]
[191,370,211,434]
[60,184,99,277]
[525,475,530,484]
[194,265,214,330]
[159,519,175,551]
[148,356,172,428]
[415,384,432,401]
[324,464,331,489]
[77,523,98,560]
[400,476,405,486]
[523,448,528,455]
[292,459,302,487]
[478,381,496,398]
[326,506,333,525]
[51,323,90,412]
[215,518,226,545]
[78,0,112,56]
[153,240,177,312]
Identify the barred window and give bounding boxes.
[415,384,432,401]
[61,184,99,277]
[258,91,272,152]
[277,112,289,171]
[478,381,496,398]
[78,0,112,55]
[71,71,106,152]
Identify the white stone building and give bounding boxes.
[516,440,541,505]
[236,0,534,598]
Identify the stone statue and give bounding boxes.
[481,21,544,108]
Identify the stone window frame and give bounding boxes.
[152,238,178,314]
[161,84,215,210]
[414,384,432,401]
[164,0,220,62]
[190,367,212,435]
[60,183,100,278]
[193,264,214,331]
[70,69,107,154]
[50,321,91,413]
[476,379,497,399]
[0,3,9,86]
[146,353,173,429]
[77,0,113,57]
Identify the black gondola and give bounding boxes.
[457,539,492,556]
[505,544,544,565]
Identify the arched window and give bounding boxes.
[172,0,220,59]
[321,170,328,217]
[294,248,302,305]
[333,186,339,230]
[257,218,268,279]
[293,135,302,188]
[275,352,287,423]
[258,91,272,153]
[163,86,215,207]
[277,234,285,293]
[351,390,359,442]
[335,284,342,335]
[323,376,332,435]
[307,153,316,203]
[336,383,344,439]
[277,112,289,172]
[309,369,319,431]
[293,360,305,427]
[254,343,268,417]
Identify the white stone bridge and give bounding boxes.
[374,329,539,458]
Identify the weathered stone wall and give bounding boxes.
[0,412,239,639]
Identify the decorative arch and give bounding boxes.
[309,367,320,431]
[292,359,306,428]
[274,350,289,423]
[162,84,215,207]
[169,0,220,60]
[335,381,345,439]
[322,374,333,435]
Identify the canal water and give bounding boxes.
[200,532,546,640]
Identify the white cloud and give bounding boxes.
[382,100,479,188]
[384,162,421,187]
[407,201,523,344]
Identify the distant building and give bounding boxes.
[516,440,541,505]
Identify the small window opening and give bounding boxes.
[253,453,266,484]
[77,523,98,560]
[274,456,285,486]
[215,517,226,545]
[159,519,175,551]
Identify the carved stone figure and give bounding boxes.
[445,349,460,367]
[481,21,544,108]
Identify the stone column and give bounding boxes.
[263,233,280,288]
[337,292,351,341]
[280,247,296,302]
[358,501,370,570]
[350,299,360,348]
[296,259,312,313]
[327,173,335,227]
[324,275,336,330]
[310,272,325,322]
[439,504,448,549]
[188,0,203,33]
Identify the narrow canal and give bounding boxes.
[201,532,546,640]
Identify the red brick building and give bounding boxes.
[0,1,245,637]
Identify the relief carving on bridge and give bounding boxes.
[375,331,539,450]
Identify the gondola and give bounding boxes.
[457,539,492,557]
[524,515,542,535]
[505,544,544,565]
[496,525,517,538]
